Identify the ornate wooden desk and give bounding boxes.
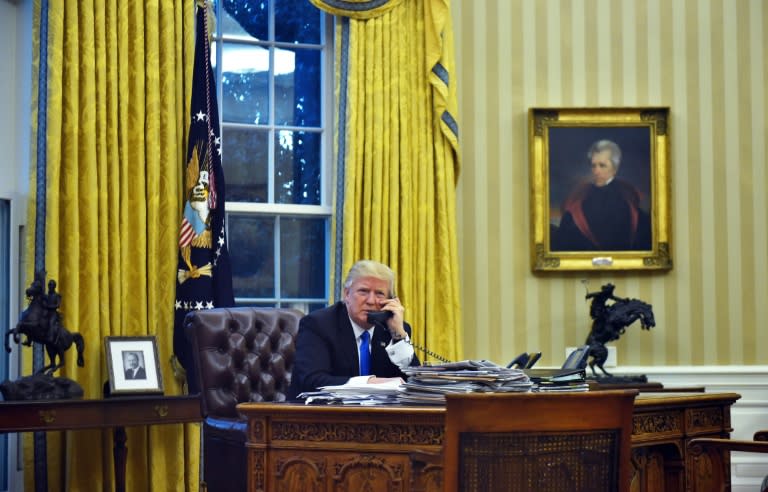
[238,392,740,492]
[0,395,201,492]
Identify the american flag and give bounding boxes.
[173,1,234,392]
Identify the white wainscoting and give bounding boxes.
[618,365,768,492]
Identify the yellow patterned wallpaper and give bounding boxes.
[452,0,767,366]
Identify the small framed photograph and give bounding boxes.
[528,107,672,272]
[104,336,164,395]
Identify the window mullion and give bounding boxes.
[274,216,281,307]
[267,12,276,205]
[269,0,278,308]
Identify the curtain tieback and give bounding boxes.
[177,263,213,284]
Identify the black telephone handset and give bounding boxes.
[366,311,451,364]
[366,310,394,325]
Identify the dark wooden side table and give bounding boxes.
[0,395,201,492]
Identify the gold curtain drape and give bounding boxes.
[26,1,199,490]
[313,0,463,362]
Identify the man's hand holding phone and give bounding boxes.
[379,296,407,341]
[366,297,407,341]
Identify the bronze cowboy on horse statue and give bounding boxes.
[5,271,85,375]
[584,283,655,377]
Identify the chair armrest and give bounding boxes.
[688,437,768,492]
[688,437,768,455]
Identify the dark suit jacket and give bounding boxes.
[287,302,419,400]
[125,367,146,380]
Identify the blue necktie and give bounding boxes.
[359,330,371,376]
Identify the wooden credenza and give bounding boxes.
[238,392,740,492]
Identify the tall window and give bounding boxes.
[213,0,332,312]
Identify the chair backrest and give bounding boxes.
[443,389,638,492]
[184,307,303,418]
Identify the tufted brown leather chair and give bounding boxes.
[184,307,303,492]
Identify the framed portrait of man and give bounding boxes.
[104,336,164,395]
[528,107,671,272]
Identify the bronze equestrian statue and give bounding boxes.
[5,271,85,375]
[584,283,655,377]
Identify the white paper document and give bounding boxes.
[320,378,403,394]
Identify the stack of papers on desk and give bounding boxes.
[300,379,403,405]
[533,381,590,392]
[525,367,589,392]
[524,367,586,382]
[398,360,533,405]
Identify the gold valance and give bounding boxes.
[309,0,404,19]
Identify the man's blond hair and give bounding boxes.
[343,260,396,297]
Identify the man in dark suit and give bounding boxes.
[124,352,147,380]
[287,260,420,400]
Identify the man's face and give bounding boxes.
[343,276,390,328]
[590,149,617,187]
[126,354,138,369]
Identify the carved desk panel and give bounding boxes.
[632,392,740,492]
[239,392,740,492]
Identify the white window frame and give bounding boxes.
[213,2,334,310]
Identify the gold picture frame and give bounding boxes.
[104,336,164,395]
[529,107,671,272]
